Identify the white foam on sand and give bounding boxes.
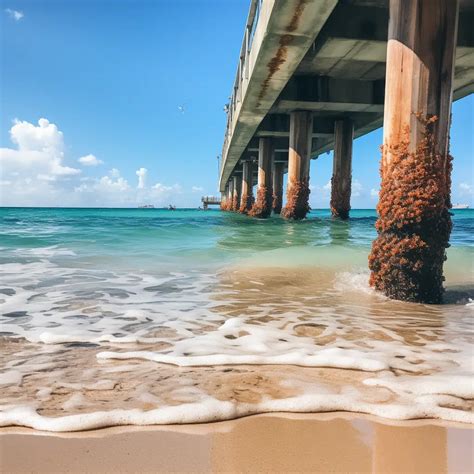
[2,254,473,430]
[1,388,472,432]
[97,318,388,372]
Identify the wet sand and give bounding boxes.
[1,413,472,473]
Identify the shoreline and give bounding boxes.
[1,413,472,473]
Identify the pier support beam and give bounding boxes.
[226,180,234,211]
[221,185,229,211]
[282,111,313,220]
[220,190,226,211]
[239,160,254,214]
[272,162,285,214]
[232,175,242,212]
[249,138,273,218]
[368,0,458,303]
[330,119,353,219]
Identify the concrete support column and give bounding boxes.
[330,119,354,219]
[232,175,242,212]
[369,0,458,303]
[282,111,313,220]
[272,162,285,214]
[220,186,228,211]
[226,180,234,212]
[249,137,273,218]
[239,160,254,214]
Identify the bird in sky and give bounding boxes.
[178,104,186,114]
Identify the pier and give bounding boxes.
[201,196,221,210]
[219,0,474,303]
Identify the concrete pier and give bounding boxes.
[249,137,273,218]
[272,162,285,215]
[239,160,254,214]
[220,185,229,211]
[202,196,221,210]
[330,119,354,219]
[282,111,312,220]
[232,175,242,212]
[227,180,234,212]
[368,0,459,303]
[218,0,473,300]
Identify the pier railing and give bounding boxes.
[222,0,263,174]
[201,196,221,204]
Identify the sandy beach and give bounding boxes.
[1,413,472,473]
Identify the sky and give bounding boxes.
[1,0,473,208]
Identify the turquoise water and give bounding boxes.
[0,207,473,429]
[2,207,472,270]
[1,205,472,341]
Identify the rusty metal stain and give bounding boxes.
[256,0,308,107]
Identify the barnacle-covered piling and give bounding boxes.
[239,160,254,214]
[330,119,353,220]
[282,111,312,220]
[369,0,458,303]
[249,185,272,218]
[249,138,273,218]
[281,180,311,220]
[272,162,285,214]
[369,119,453,303]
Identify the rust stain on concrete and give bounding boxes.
[256,0,308,107]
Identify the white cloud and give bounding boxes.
[136,167,147,189]
[74,169,131,204]
[459,182,473,196]
[192,186,204,193]
[323,180,332,192]
[0,118,80,183]
[352,179,363,198]
[78,154,103,166]
[0,117,192,207]
[5,8,24,21]
[370,188,379,199]
[151,182,182,194]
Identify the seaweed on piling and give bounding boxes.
[231,194,239,212]
[249,186,272,218]
[239,193,253,214]
[368,116,452,304]
[272,192,283,214]
[330,175,351,219]
[281,179,311,220]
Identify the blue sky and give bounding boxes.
[1,0,473,208]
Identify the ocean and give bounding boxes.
[0,207,473,431]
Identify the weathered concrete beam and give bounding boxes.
[282,111,312,220]
[273,100,384,113]
[232,175,242,212]
[249,137,273,218]
[296,6,473,81]
[271,76,385,113]
[219,0,339,192]
[330,119,354,219]
[256,111,350,139]
[246,136,288,154]
[239,160,254,214]
[369,0,458,304]
[272,162,285,214]
[280,76,385,103]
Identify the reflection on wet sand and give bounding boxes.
[1,414,471,473]
[212,264,470,357]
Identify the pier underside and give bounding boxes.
[219,0,473,302]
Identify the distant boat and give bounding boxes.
[168,204,176,210]
[138,204,155,209]
[452,203,469,209]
